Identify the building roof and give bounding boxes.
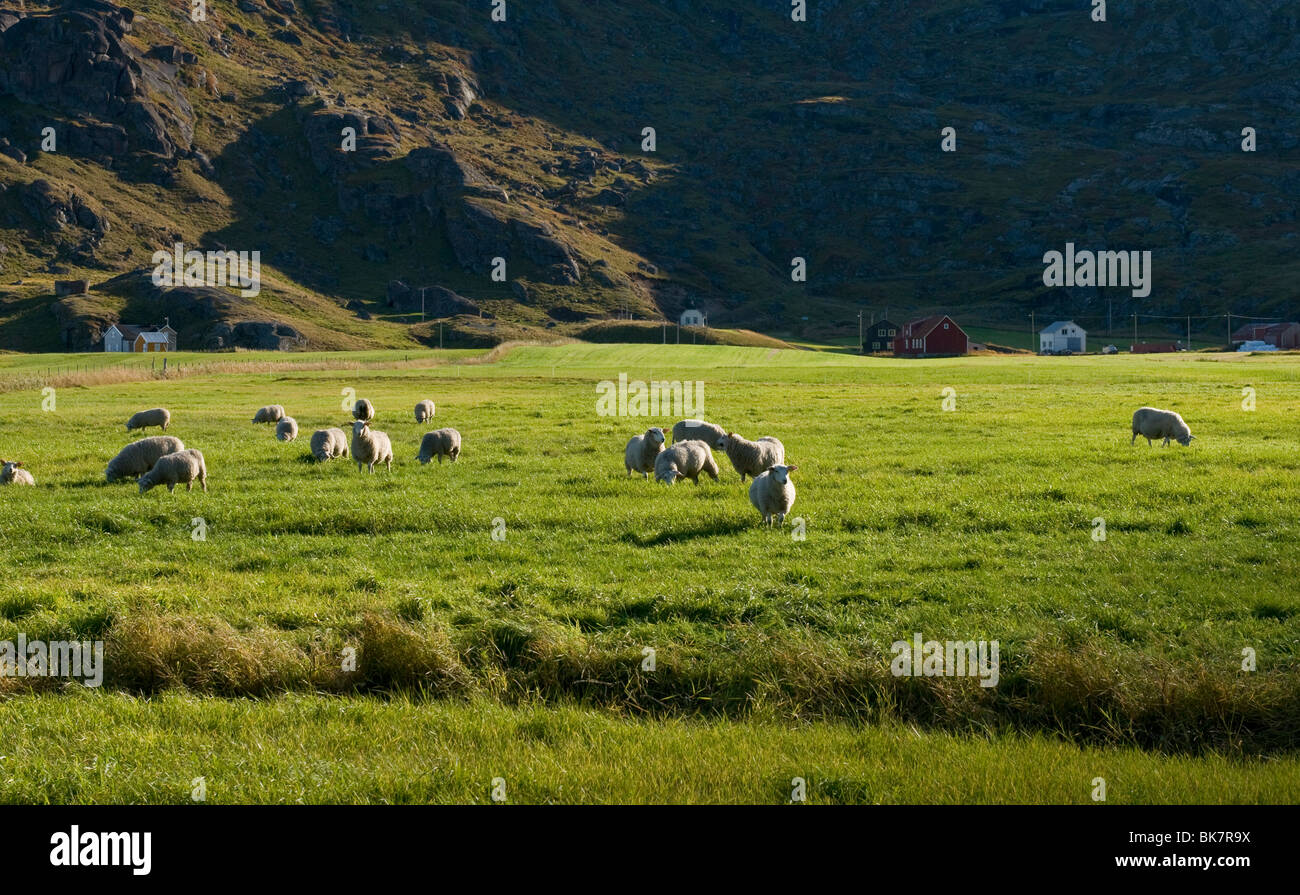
[1040,320,1083,335]
[136,331,170,343]
[903,315,961,338]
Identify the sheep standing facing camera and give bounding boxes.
[749,464,798,526]
[138,449,207,494]
[717,432,785,481]
[414,400,435,423]
[0,460,34,485]
[106,436,186,482]
[352,399,375,422]
[351,420,392,473]
[252,405,285,424]
[1131,407,1195,447]
[654,440,720,485]
[126,407,171,433]
[417,428,462,464]
[276,416,299,442]
[624,427,666,478]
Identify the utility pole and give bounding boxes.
[420,287,426,323]
[1133,313,1138,350]
[858,310,864,354]
[1226,313,1232,347]
[1187,315,1191,350]
[1030,311,1035,351]
[439,322,443,350]
[1107,297,1113,335]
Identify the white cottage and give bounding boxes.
[1039,320,1086,354]
[679,308,706,327]
[102,322,177,352]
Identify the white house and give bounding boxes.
[102,322,177,352]
[679,308,706,327]
[1039,320,1086,354]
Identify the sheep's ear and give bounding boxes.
[787,465,798,472]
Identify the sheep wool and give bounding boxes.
[252,405,285,424]
[105,436,185,482]
[748,464,798,525]
[351,420,393,473]
[125,407,171,433]
[414,400,436,423]
[310,427,349,461]
[353,399,375,422]
[417,428,462,464]
[276,417,299,442]
[717,432,785,481]
[654,439,720,485]
[1131,407,1195,447]
[625,427,666,478]
[138,449,207,494]
[671,419,726,448]
[0,460,34,486]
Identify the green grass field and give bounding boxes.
[0,344,1297,803]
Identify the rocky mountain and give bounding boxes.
[1,0,1297,350]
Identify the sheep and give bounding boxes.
[309,427,349,461]
[105,435,185,482]
[0,460,34,486]
[414,400,436,423]
[417,428,462,464]
[138,449,207,494]
[252,405,285,424]
[351,420,393,473]
[624,427,666,478]
[671,419,726,448]
[1131,407,1195,447]
[654,439,720,485]
[352,398,375,422]
[276,416,299,442]
[748,464,799,526]
[717,432,785,481]
[125,407,171,433]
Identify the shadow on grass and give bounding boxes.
[620,518,753,547]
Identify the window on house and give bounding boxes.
[943,323,949,329]
[888,329,895,336]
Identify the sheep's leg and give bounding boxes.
[1130,431,1137,445]
[186,481,192,491]
[1162,436,1170,447]
[777,513,785,525]
[167,483,175,492]
[201,475,207,492]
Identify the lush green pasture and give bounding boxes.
[0,344,1297,801]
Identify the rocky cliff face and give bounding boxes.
[1,0,1296,350]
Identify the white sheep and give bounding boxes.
[417,428,462,464]
[717,432,785,481]
[252,405,285,424]
[309,427,349,461]
[0,460,35,486]
[276,416,299,442]
[671,419,725,448]
[352,398,375,422]
[624,427,666,478]
[138,449,207,494]
[748,464,798,525]
[414,400,436,423]
[106,435,185,482]
[351,420,392,473]
[654,439,720,485]
[1131,407,1195,447]
[125,407,171,433]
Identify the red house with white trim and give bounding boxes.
[893,315,968,357]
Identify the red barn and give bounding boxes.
[893,315,968,357]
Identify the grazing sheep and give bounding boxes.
[749,464,799,526]
[0,460,34,486]
[252,405,285,424]
[105,435,185,482]
[417,428,462,464]
[125,407,171,433]
[351,420,393,473]
[414,400,436,423]
[671,419,726,448]
[717,432,785,481]
[624,427,666,478]
[309,427,349,461]
[276,416,299,442]
[352,399,375,422]
[1131,407,1195,447]
[138,449,207,494]
[654,439,720,485]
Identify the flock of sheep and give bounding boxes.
[625,419,799,526]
